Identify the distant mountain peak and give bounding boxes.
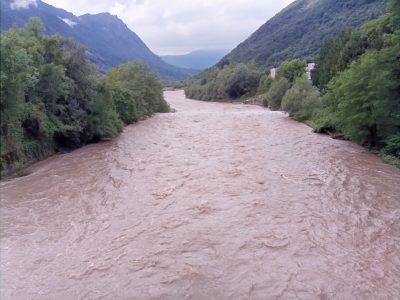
[161,49,231,70]
[78,12,129,31]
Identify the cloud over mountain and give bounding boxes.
[10,0,37,9]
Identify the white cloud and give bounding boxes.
[59,17,78,27]
[10,0,37,9]
[43,0,296,55]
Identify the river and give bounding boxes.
[1,90,399,299]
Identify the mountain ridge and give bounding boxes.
[161,49,231,70]
[1,0,201,80]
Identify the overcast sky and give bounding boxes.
[25,0,295,55]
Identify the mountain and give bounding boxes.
[0,0,201,80]
[221,0,389,69]
[161,49,231,70]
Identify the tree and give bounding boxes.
[106,60,168,117]
[246,70,262,95]
[24,17,46,38]
[281,75,322,116]
[275,59,306,84]
[0,29,39,154]
[246,59,257,71]
[260,76,274,94]
[216,57,230,69]
[262,77,289,109]
[311,28,353,90]
[226,63,249,98]
[322,48,400,148]
[0,18,170,175]
[389,0,400,30]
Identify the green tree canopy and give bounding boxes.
[322,47,399,147]
[262,77,289,110]
[275,59,306,84]
[281,75,322,116]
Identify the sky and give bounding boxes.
[12,0,296,55]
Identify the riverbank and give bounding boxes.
[241,94,400,169]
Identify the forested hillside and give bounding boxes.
[0,18,170,177]
[1,0,200,79]
[221,0,389,68]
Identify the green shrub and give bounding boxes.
[383,134,400,156]
[294,110,314,121]
[262,77,289,109]
[378,151,400,168]
[112,89,138,124]
[281,75,322,116]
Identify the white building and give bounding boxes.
[269,63,315,80]
[306,63,315,80]
[270,68,277,78]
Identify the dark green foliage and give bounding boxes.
[276,59,306,84]
[219,0,388,70]
[384,134,400,156]
[308,108,339,134]
[389,0,400,30]
[293,110,314,122]
[227,63,249,98]
[334,31,368,74]
[260,76,274,94]
[184,64,262,101]
[322,47,400,147]
[105,61,169,118]
[308,0,400,159]
[247,70,262,94]
[85,94,124,141]
[216,57,230,69]
[377,150,400,168]
[312,13,394,90]
[0,18,169,175]
[111,88,138,124]
[311,28,354,89]
[281,75,322,116]
[262,77,289,110]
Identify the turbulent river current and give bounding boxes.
[1,90,400,299]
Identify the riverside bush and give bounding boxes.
[262,77,289,109]
[281,75,322,116]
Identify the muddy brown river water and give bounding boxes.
[1,90,400,299]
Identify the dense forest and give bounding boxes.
[0,18,170,177]
[185,0,400,167]
[221,0,388,69]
